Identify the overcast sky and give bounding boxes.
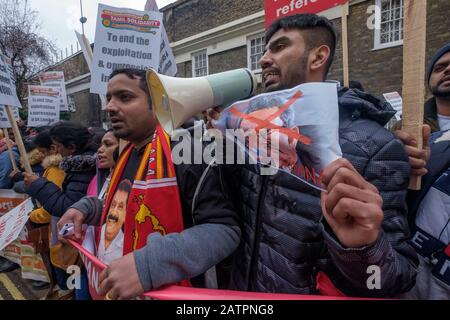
[28,0,177,59]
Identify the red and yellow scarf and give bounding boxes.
[99,124,187,263]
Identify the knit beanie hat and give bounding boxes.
[427,43,450,87]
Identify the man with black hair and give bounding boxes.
[57,68,240,300]
[218,13,417,297]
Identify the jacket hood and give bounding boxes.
[424,97,441,132]
[60,152,97,173]
[424,97,438,120]
[41,154,63,169]
[338,88,395,126]
[22,148,45,167]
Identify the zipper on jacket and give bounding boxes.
[248,173,268,290]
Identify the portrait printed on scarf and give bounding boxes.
[97,179,132,265]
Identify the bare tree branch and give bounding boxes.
[0,0,56,104]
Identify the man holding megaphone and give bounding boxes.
[209,14,418,297]
[57,68,242,300]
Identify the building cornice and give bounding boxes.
[171,11,266,57]
[170,2,353,62]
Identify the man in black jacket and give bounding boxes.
[57,69,240,299]
[220,14,418,297]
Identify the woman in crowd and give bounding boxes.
[25,130,66,293]
[87,129,119,198]
[23,121,97,299]
[76,129,119,300]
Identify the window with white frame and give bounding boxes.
[192,50,208,77]
[374,0,404,49]
[247,33,265,71]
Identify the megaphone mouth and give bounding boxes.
[147,68,257,136]
[147,69,175,134]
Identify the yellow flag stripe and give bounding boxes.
[156,137,163,180]
[136,143,153,180]
[0,273,26,300]
[163,132,174,178]
[109,146,131,193]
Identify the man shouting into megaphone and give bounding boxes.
[57,68,241,300]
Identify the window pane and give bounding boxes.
[378,0,403,46]
[193,52,207,77]
[248,35,265,70]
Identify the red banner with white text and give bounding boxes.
[264,0,349,28]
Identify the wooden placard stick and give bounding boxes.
[341,2,350,88]
[2,128,18,171]
[76,31,125,150]
[5,106,32,173]
[402,0,427,190]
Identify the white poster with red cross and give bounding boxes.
[0,198,33,251]
[264,0,349,28]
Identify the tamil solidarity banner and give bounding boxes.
[212,82,342,191]
[90,4,163,95]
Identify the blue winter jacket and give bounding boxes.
[0,146,19,189]
[26,151,96,218]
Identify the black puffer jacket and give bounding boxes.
[27,151,97,218]
[224,88,418,297]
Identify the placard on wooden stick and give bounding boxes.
[5,106,32,173]
[76,29,126,150]
[402,0,427,190]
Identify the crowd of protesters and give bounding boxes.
[0,121,117,299]
[0,13,449,300]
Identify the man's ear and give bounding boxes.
[309,45,331,73]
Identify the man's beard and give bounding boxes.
[112,127,131,139]
[430,80,450,98]
[264,53,309,93]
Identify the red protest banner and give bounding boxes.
[264,0,348,28]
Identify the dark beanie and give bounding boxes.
[427,43,450,86]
